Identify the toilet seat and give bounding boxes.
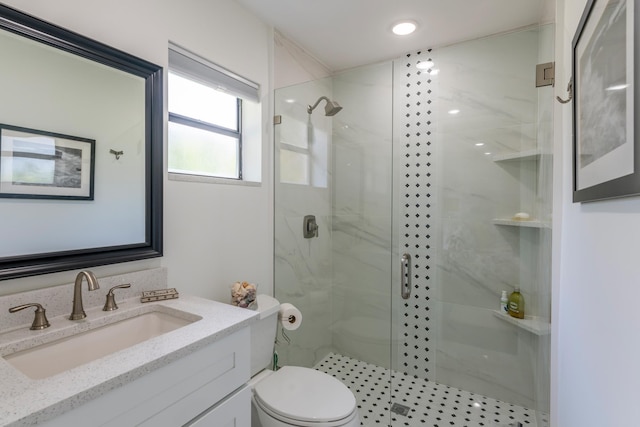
[253,366,358,425]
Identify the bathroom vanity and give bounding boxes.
[0,272,258,426]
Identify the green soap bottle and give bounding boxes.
[508,287,525,319]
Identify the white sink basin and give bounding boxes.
[4,310,200,379]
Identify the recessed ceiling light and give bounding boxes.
[416,60,434,70]
[285,99,295,103]
[392,21,417,36]
[448,109,460,115]
[475,142,485,146]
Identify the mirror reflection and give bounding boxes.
[0,28,146,257]
[0,5,162,279]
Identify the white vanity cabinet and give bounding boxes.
[40,328,250,427]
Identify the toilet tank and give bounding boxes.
[250,294,281,376]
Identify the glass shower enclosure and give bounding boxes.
[274,23,553,427]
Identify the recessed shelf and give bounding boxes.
[492,149,547,162]
[492,310,550,336]
[492,218,550,228]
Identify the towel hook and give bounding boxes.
[556,77,573,104]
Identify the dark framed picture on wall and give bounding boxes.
[0,124,95,200]
[572,0,638,202]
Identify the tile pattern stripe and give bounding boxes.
[398,50,436,379]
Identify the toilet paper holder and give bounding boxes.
[279,302,302,331]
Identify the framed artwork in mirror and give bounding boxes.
[0,124,95,200]
[573,0,638,202]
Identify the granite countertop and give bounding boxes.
[0,294,259,426]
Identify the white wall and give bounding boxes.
[0,0,274,303]
[553,0,640,426]
[274,30,331,89]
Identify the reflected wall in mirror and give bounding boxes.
[0,4,163,280]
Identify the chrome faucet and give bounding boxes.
[69,271,100,320]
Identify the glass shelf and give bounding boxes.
[492,310,550,336]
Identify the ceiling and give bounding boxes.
[235,0,553,72]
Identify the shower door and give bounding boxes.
[274,63,396,425]
[388,25,554,427]
[274,22,552,427]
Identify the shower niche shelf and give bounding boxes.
[492,310,550,336]
[492,218,550,229]
[491,149,548,162]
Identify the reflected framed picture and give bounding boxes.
[573,0,637,202]
[0,124,95,200]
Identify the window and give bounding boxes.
[276,110,329,188]
[168,44,260,181]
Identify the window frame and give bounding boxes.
[167,43,260,182]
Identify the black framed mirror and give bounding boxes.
[0,4,163,280]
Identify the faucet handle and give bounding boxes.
[103,284,131,311]
[9,303,50,330]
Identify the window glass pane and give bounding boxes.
[168,121,239,179]
[280,149,309,185]
[279,113,308,149]
[168,72,238,131]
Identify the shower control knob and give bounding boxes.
[303,215,319,238]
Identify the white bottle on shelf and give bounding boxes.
[500,291,509,314]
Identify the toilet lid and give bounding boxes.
[254,366,356,423]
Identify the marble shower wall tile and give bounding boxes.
[274,63,396,368]
[434,28,540,156]
[274,79,335,367]
[330,62,394,369]
[428,27,548,410]
[434,27,541,294]
[434,301,538,409]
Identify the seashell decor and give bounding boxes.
[231,281,257,309]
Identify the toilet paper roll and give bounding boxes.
[279,303,302,331]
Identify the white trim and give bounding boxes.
[168,172,261,187]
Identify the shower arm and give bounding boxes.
[307,96,330,114]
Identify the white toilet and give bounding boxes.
[249,294,361,427]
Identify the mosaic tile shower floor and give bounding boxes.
[314,353,547,427]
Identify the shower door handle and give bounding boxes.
[401,253,411,299]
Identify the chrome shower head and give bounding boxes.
[307,96,343,116]
[324,100,343,116]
